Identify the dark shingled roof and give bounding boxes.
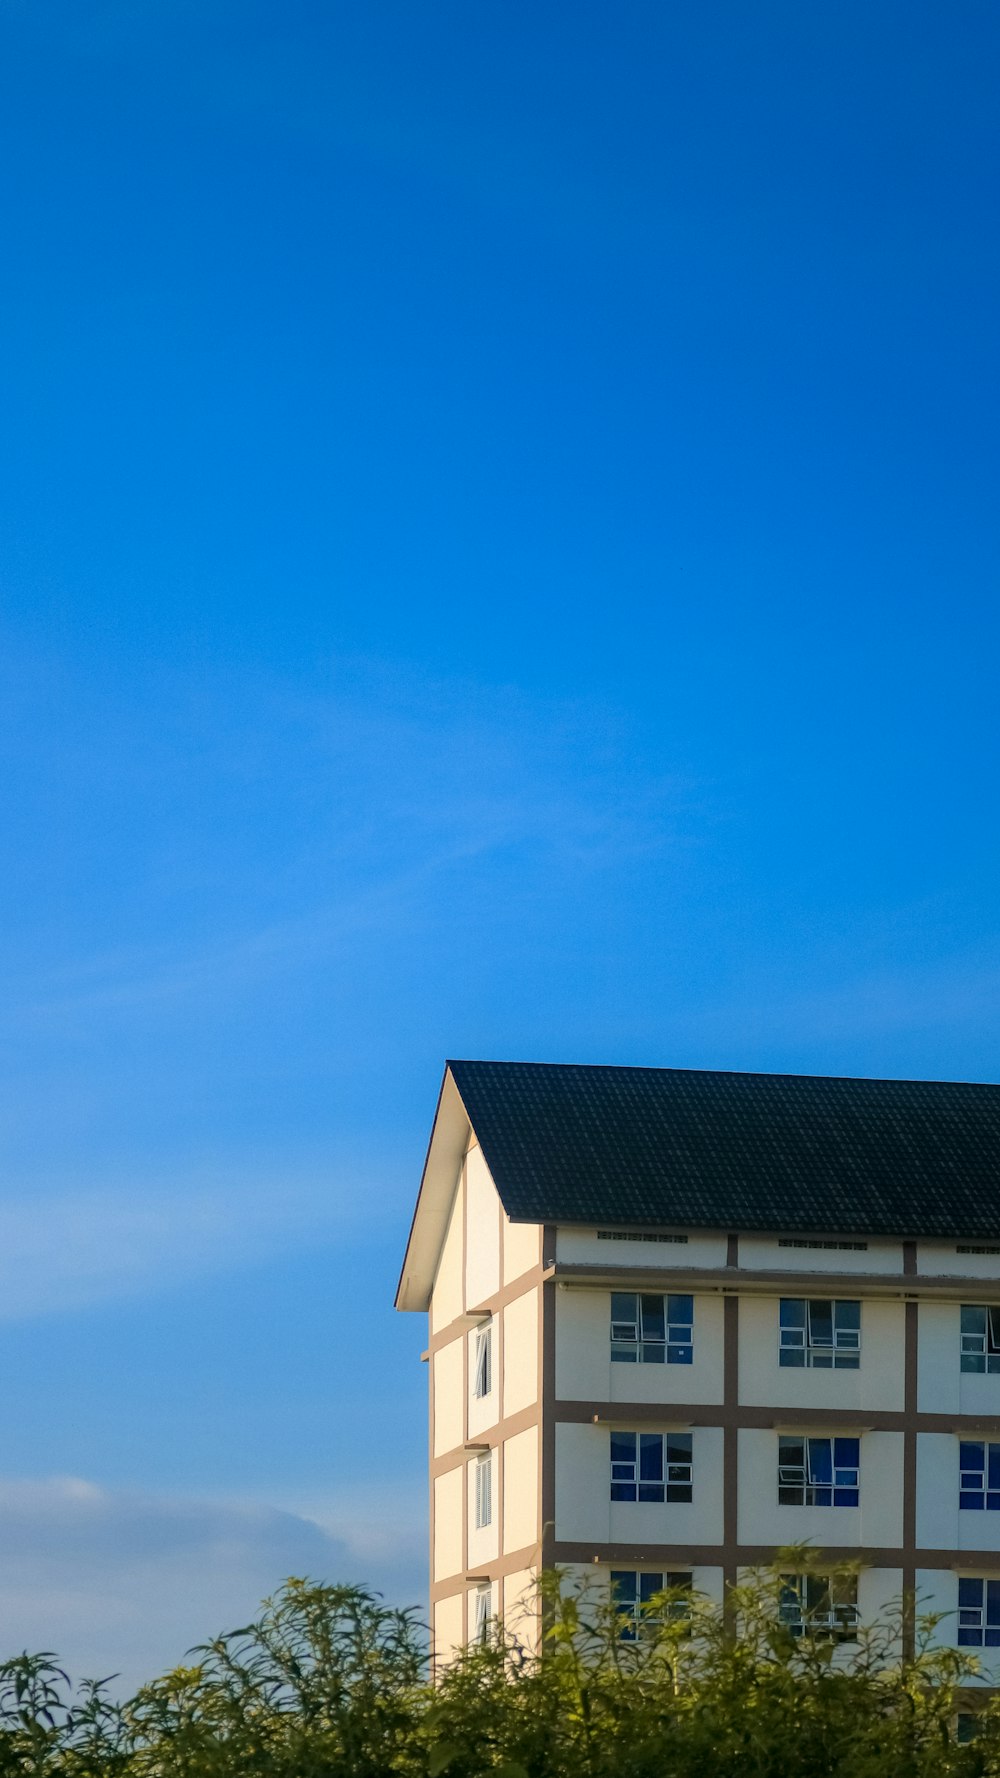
[446,1060,1000,1240]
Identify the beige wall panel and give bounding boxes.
[467,1451,500,1568]
[503,1567,538,1646]
[554,1421,724,1547]
[737,1428,903,1548]
[555,1286,724,1405]
[431,1180,464,1335]
[503,1425,539,1554]
[917,1434,1000,1552]
[739,1235,901,1274]
[738,1296,904,1413]
[503,1286,539,1418]
[433,1337,465,1457]
[556,1227,727,1268]
[432,1592,464,1668]
[465,1146,501,1309]
[503,1216,540,1284]
[434,1468,465,1582]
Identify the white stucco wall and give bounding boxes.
[465,1145,501,1309]
[555,1286,724,1404]
[556,1227,727,1267]
[430,1180,464,1334]
[503,1286,538,1417]
[434,1467,464,1581]
[554,1422,725,1547]
[739,1235,901,1274]
[504,1215,540,1284]
[916,1568,1000,1687]
[916,1434,1000,1552]
[738,1296,904,1412]
[737,1429,903,1548]
[919,1243,1000,1281]
[433,1337,465,1456]
[918,1302,1000,1416]
[504,1425,539,1554]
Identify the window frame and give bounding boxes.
[778,1299,861,1370]
[473,1322,493,1399]
[610,1570,692,1639]
[960,1306,1000,1375]
[779,1572,859,1641]
[958,1576,1000,1647]
[610,1292,694,1365]
[473,1583,492,1644]
[474,1450,493,1529]
[959,1441,1000,1512]
[610,1431,693,1504]
[777,1435,860,1507]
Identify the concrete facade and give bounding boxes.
[402,1080,1000,1676]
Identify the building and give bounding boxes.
[395,1060,1000,1669]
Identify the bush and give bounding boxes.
[0,1561,998,1776]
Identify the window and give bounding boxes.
[474,1451,492,1528]
[958,1577,1000,1646]
[779,1300,861,1369]
[610,1570,691,1639]
[960,1306,1000,1374]
[959,1442,1000,1511]
[473,1584,492,1644]
[610,1293,693,1364]
[610,1431,692,1503]
[473,1323,493,1397]
[598,1230,688,1245]
[779,1573,859,1640]
[778,1436,860,1506]
[778,1238,867,1252]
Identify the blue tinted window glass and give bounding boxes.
[639,1573,663,1605]
[640,1296,665,1340]
[639,1435,663,1482]
[959,1578,982,1609]
[668,1295,693,1325]
[611,1571,636,1604]
[835,1301,861,1330]
[961,1442,985,1473]
[834,1438,860,1469]
[809,1440,833,1484]
[611,1432,635,1467]
[780,1299,806,1327]
[987,1446,1000,1490]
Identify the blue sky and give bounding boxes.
[0,0,998,1687]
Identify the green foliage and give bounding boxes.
[0,1563,999,1776]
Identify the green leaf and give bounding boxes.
[428,1741,460,1776]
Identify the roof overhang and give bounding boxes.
[395,1065,471,1312]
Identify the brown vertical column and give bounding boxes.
[460,1160,469,1646]
[723,1233,740,1601]
[902,1239,918,1659]
[540,1225,557,1571]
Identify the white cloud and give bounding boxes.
[0,1474,426,1693]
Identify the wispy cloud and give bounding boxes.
[0,1174,354,1322]
[0,1474,425,1692]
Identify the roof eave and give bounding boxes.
[394,1065,472,1312]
